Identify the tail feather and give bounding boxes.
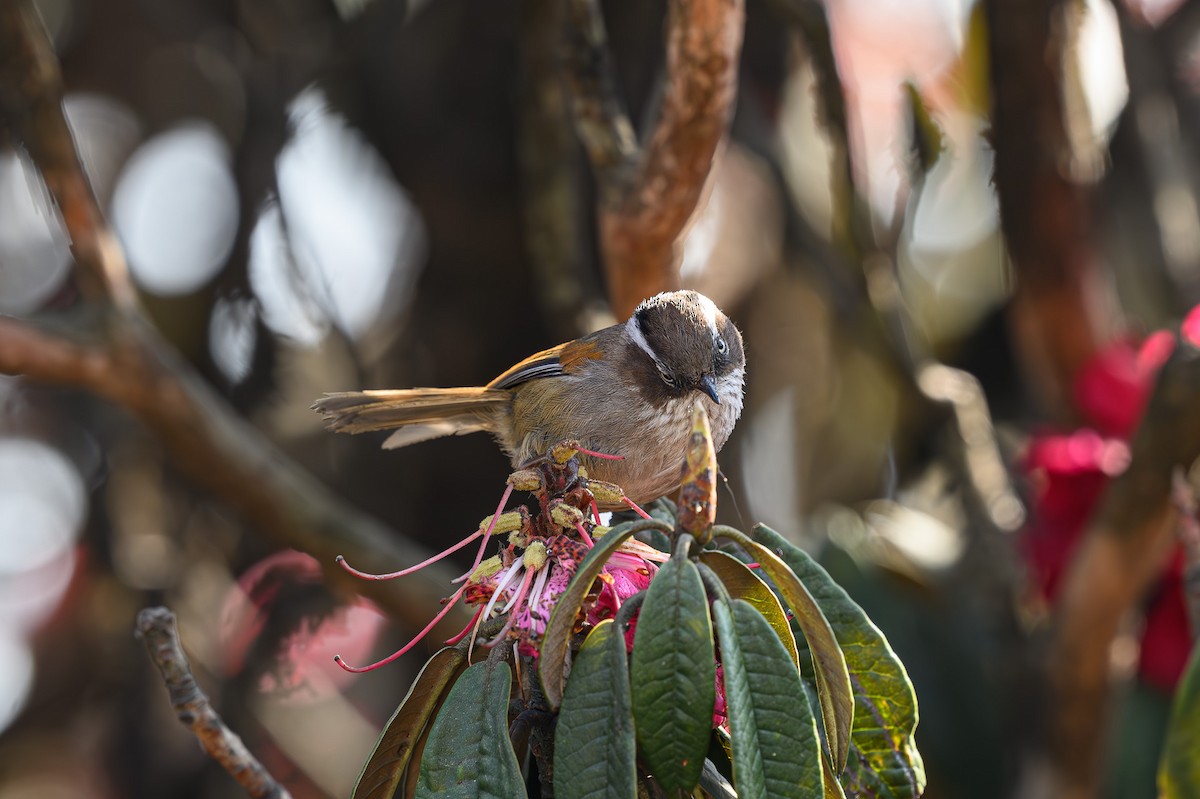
[313,388,508,445]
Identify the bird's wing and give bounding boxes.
[486,334,606,390]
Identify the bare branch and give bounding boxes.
[0,0,466,630]
[984,0,1112,420]
[563,0,746,318]
[560,0,639,199]
[1047,341,1200,798]
[136,607,293,799]
[519,0,596,339]
[0,0,136,310]
[0,313,463,626]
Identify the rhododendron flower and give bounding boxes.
[1021,322,1196,691]
[220,550,387,701]
[331,453,668,672]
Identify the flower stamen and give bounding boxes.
[621,496,654,520]
[334,585,467,673]
[336,530,483,581]
[575,446,625,461]
[444,604,485,646]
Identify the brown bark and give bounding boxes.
[562,0,746,319]
[136,607,293,799]
[1047,341,1200,798]
[0,0,464,630]
[985,0,1111,420]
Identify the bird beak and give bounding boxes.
[698,375,720,404]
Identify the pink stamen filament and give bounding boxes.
[575,446,625,461]
[575,522,595,548]
[335,585,466,673]
[746,562,760,569]
[591,500,602,525]
[621,496,653,520]
[336,530,482,581]
[444,604,485,646]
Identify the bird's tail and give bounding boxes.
[313,388,509,449]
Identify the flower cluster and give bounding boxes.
[1021,313,1198,692]
[332,442,667,672]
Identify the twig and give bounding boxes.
[1047,341,1200,799]
[0,0,464,629]
[136,607,294,799]
[562,0,746,318]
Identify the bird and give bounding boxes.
[313,290,745,506]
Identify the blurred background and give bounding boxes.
[1,0,1197,796]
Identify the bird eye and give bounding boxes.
[715,338,728,354]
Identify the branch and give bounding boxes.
[1173,471,1200,638]
[519,0,596,339]
[136,607,293,799]
[0,0,136,309]
[563,0,746,318]
[768,0,863,257]
[0,3,465,630]
[1046,340,1200,798]
[984,0,1111,419]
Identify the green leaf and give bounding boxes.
[713,598,824,798]
[700,550,800,669]
[714,526,853,774]
[352,646,469,799]
[630,553,715,794]
[413,660,527,799]
[753,525,925,799]
[555,620,637,799]
[1161,646,1200,797]
[540,518,673,708]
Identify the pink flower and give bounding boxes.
[220,550,387,703]
[1021,325,1195,691]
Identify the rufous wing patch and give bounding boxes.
[556,338,604,374]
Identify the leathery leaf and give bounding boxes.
[1161,646,1200,798]
[630,553,715,794]
[700,550,800,668]
[754,524,924,798]
[714,597,824,799]
[352,646,469,799]
[540,518,673,709]
[714,525,853,774]
[554,620,637,799]
[413,660,526,799]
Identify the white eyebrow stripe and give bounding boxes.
[694,293,720,336]
[626,315,662,365]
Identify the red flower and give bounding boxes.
[1021,327,1194,692]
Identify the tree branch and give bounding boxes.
[985,0,1112,420]
[136,607,293,799]
[0,0,136,309]
[0,0,465,630]
[562,0,746,318]
[519,0,596,339]
[1047,340,1200,798]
